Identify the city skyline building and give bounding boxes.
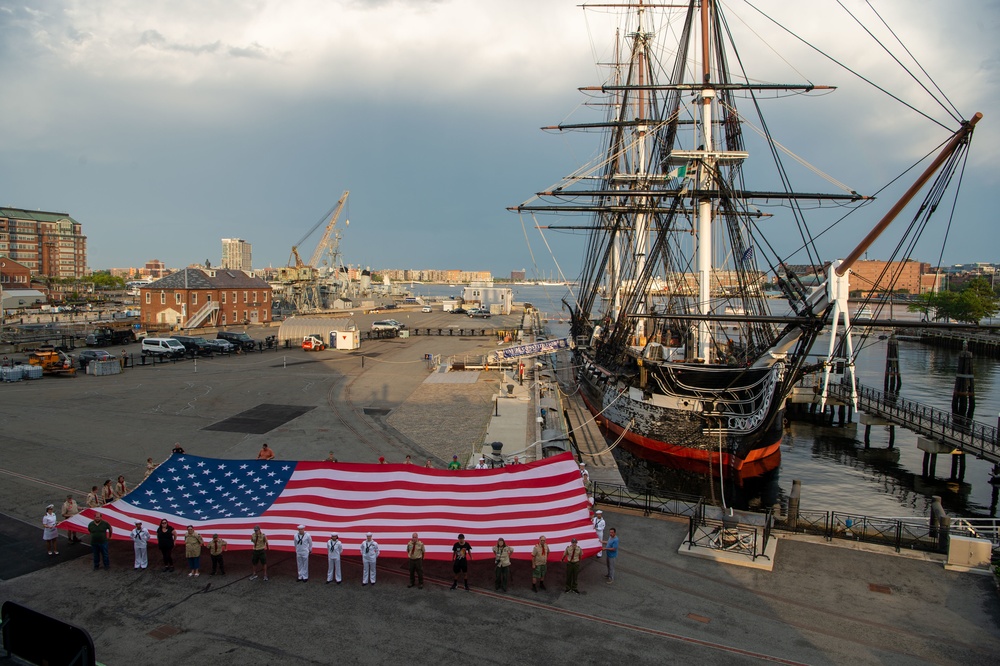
[0,207,87,278]
[221,238,253,271]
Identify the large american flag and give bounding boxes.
[61,451,602,560]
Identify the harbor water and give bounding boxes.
[409,282,999,519]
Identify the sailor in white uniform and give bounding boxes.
[294,525,313,582]
[131,521,150,569]
[326,533,343,584]
[593,510,606,558]
[361,532,380,585]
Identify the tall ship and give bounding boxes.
[512,1,980,476]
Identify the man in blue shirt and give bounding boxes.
[604,527,618,583]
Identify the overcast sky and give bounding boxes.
[1,0,996,279]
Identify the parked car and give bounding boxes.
[217,331,257,351]
[171,335,213,356]
[467,308,492,318]
[141,337,187,358]
[203,338,236,354]
[371,320,400,332]
[450,308,467,315]
[421,306,432,313]
[77,349,114,369]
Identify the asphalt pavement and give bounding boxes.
[0,320,998,664]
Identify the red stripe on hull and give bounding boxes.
[581,393,781,478]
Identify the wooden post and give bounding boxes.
[884,333,901,393]
[951,343,976,423]
[864,424,871,448]
[887,425,895,449]
[922,451,930,477]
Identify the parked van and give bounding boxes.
[371,320,400,331]
[141,337,186,358]
[217,331,257,351]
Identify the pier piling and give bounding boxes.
[951,343,976,422]
[884,333,901,393]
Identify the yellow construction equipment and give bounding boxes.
[28,348,77,377]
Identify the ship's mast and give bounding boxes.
[696,0,715,362]
[633,1,650,345]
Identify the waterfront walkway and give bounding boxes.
[828,381,1000,463]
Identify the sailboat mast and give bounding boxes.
[696,0,715,361]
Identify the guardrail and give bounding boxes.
[779,510,953,553]
[829,381,1000,461]
[593,478,998,557]
[592,481,704,519]
[685,514,772,561]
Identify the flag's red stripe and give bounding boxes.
[282,472,586,494]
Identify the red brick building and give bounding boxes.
[0,208,88,278]
[849,260,937,296]
[140,268,272,329]
[0,257,32,288]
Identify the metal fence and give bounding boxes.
[778,510,951,553]
[685,514,773,561]
[592,481,704,519]
[592,480,997,558]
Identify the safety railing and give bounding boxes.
[685,513,773,561]
[828,382,1000,460]
[592,481,704,519]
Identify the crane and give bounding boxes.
[279,190,351,313]
[308,190,349,269]
[286,190,349,270]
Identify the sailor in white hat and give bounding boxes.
[326,533,343,584]
[361,532,380,586]
[294,525,313,582]
[593,510,606,558]
[131,520,150,569]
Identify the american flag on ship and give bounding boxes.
[61,452,602,560]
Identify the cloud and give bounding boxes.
[0,0,996,273]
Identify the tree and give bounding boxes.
[89,271,126,290]
[908,278,998,324]
[949,277,999,324]
[907,292,940,321]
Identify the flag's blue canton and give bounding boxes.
[130,454,296,520]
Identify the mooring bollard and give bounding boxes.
[787,479,801,531]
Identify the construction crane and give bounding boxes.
[279,190,350,312]
[308,190,349,269]
[287,190,349,271]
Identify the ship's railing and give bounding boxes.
[592,481,704,519]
